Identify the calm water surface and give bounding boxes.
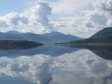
[0,45,112,84]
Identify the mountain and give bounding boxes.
[0,31,51,44]
[7,30,21,34]
[57,27,112,46]
[0,32,24,40]
[42,32,81,43]
[0,31,81,44]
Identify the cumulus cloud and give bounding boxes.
[0,0,112,37]
[52,0,92,14]
[84,0,112,30]
[0,1,53,33]
[0,0,93,37]
[0,12,28,28]
[84,11,108,28]
[25,1,53,30]
[94,0,112,14]
[36,2,52,28]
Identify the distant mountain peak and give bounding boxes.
[7,30,20,34]
[44,31,64,35]
[42,31,81,43]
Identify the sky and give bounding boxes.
[0,0,112,38]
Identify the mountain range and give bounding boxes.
[0,31,81,44]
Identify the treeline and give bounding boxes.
[0,40,44,49]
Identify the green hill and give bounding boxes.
[56,27,112,46]
[91,27,112,39]
[0,40,44,50]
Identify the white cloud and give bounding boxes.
[0,0,112,37]
[0,12,28,28]
[0,0,93,37]
[84,0,112,30]
[84,11,108,28]
[51,0,92,14]
[51,0,112,37]
[0,1,53,33]
[94,0,112,14]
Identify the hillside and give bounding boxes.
[57,27,112,46]
[91,27,112,39]
[0,32,51,44]
[0,40,43,50]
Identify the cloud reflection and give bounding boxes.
[0,50,111,84]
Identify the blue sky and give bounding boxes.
[0,0,28,14]
[0,0,111,37]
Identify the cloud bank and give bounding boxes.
[84,0,112,30]
[0,0,112,37]
[0,1,53,33]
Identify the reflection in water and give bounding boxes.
[87,47,112,60]
[0,45,78,57]
[0,46,112,84]
[71,46,112,60]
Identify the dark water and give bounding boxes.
[0,45,112,84]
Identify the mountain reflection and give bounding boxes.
[0,45,79,57]
[0,45,112,61]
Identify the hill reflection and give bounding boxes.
[0,45,111,61]
[71,46,112,60]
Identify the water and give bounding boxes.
[0,45,112,84]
